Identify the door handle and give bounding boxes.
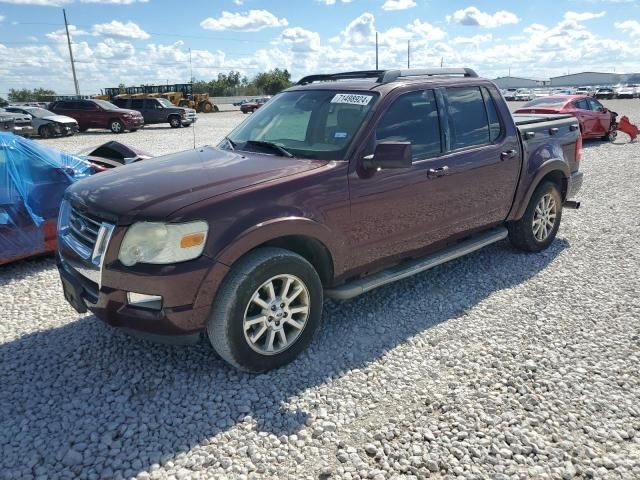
[500,149,517,161]
[427,166,449,178]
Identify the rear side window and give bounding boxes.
[481,87,502,141]
[112,99,127,108]
[375,90,441,160]
[446,87,492,149]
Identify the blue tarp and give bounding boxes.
[0,132,94,264]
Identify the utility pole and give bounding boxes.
[440,57,443,68]
[407,40,410,69]
[189,48,193,84]
[375,32,379,70]
[63,9,80,96]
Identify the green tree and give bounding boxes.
[0,96,7,107]
[251,68,292,95]
[8,88,56,102]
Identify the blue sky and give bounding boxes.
[0,0,639,96]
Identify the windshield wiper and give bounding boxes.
[245,140,294,158]
[224,136,236,150]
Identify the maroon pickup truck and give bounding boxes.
[56,68,583,372]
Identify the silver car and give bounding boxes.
[5,106,79,138]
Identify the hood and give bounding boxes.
[116,108,143,116]
[67,146,327,224]
[43,114,78,124]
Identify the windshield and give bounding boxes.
[225,90,377,160]
[522,97,569,108]
[93,99,118,109]
[158,98,174,108]
[23,108,53,118]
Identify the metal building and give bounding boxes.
[492,76,546,89]
[550,72,621,87]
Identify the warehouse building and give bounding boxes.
[550,72,621,87]
[492,76,547,88]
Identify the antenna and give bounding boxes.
[375,32,379,70]
[63,9,80,96]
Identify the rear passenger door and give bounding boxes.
[440,85,520,232]
[143,99,162,124]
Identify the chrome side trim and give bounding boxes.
[326,227,508,300]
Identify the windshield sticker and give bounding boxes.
[330,94,373,106]
[334,132,348,139]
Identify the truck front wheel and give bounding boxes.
[508,181,563,252]
[207,247,323,372]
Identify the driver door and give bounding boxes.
[587,98,609,135]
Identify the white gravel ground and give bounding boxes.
[1,101,639,480]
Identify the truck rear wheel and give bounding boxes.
[207,247,323,372]
[508,181,563,252]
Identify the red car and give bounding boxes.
[49,99,144,134]
[240,97,269,114]
[515,95,616,140]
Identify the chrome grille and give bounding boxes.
[58,201,115,287]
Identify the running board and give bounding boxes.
[326,227,508,300]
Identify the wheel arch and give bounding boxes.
[508,160,569,222]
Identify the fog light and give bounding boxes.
[127,292,162,310]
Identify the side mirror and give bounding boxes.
[363,142,412,170]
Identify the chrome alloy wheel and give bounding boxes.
[242,274,310,355]
[532,193,558,242]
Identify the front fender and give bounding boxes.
[192,217,344,312]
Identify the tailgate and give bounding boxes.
[514,114,581,173]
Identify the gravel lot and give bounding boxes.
[1,101,639,480]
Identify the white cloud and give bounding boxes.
[279,27,321,52]
[318,0,352,4]
[409,20,446,41]
[45,24,90,42]
[615,20,640,37]
[339,12,376,46]
[450,33,493,47]
[92,20,150,40]
[447,7,519,28]
[233,0,243,4]
[200,9,288,31]
[0,15,4,22]
[382,0,416,11]
[563,11,606,21]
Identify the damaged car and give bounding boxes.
[0,108,35,137]
[5,106,79,138]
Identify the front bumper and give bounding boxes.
[182,116,197,126]
[123,118,145,129]
[566,171,583,200]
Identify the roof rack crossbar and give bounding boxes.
[296,68,478,85]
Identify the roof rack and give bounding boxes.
[296,68,478,85]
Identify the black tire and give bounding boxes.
[207,247,323,372]
[130,128,138,133]
[38,125,52,139]
[109,119,124,134]
[169,115,181,128]
[79,127,88,132]
[508,181,563,252]
[213,105,220,113]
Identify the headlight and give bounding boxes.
[118,221,209,266]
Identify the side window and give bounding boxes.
[587,99,604,112]
[446,87,490,150]
[112,99,126,108]
[131,99,144,109]
[481,87,503,142]
[375,89,441,160]
[574,99,589,110]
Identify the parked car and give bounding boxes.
[233,98,249,106]
[0,133,94,265]
[514,89,534,101]
[574,87,593,97]
[240,97,270,114]
[0,108,34,137]
[615,85,638,99]
[593,88,615,100]
[5,106,78,138]
[112,97,197,128]
[502,88,518,101]
[49,99,144,133]
[57,68,583,372]
[515,95,616,140]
